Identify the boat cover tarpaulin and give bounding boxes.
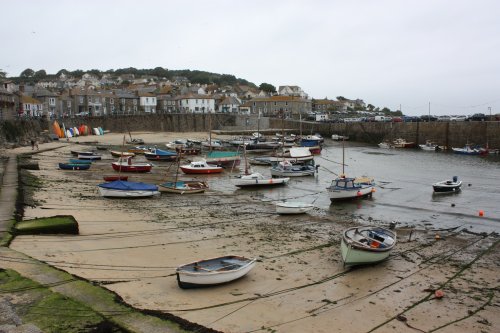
[98,180,158,191]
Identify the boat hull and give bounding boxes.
[341,227,396,266]
[98,187,159,198]
[329,185,373,201]
[176,256,256,289]
[103,175,129,181]
[233,176,289,187]
[111,162,152,173]
[59,163,90,170]
[158,181,208,194]
[180,166,223,174]
[276,203,314,214]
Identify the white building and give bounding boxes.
[218,96,241,113]
[177,94,215,113]
[139,93,157,113]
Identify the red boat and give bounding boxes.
[103,175,129,181]
[180,160,223,174]
[111,157,153,173]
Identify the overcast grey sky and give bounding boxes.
[1,0,499,115]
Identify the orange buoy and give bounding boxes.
[479,210,484,217]
[371,188,376,193]
[435,289,444,299]
[357,191,362,197]
[435,234,441,240]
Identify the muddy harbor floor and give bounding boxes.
[2,132,500,333]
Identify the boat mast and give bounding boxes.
[174,150,182,186]
[342,137,345,177]
[208,111,212,153]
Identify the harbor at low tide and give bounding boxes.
[4,132,500,333]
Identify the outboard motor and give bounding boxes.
[453,176,458,182]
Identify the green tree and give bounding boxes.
[0,69,6,78]
[336,96,347,101]
[56,69,69,77]
[381,107,391,113]
[20,68,35,78]
[259,83,276,94]
[34,69,47,80]
[367,104,375,111]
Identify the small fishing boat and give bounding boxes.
[97,180,159,198]
[144,147,178,161]
[77,154,101,160]
[328,177,374,201]
[158,180,209,194]
[270,160,316,177]
[176,255,256,289]
[180,160,224,174]
[432,176,462,193]
[70,150,95,156]
[452,144,481,155]
[58,163,90,170]
[201,139,224,150]
[276,202,314,214]
[419,140,440,151]
[300,135,322,147]
[103,175,129,182]
[127,146,151,154]
[233,173,290,187]
[68,159,92,164]
[111,157,153,173]
[341,226,396,266]
[392,138,416,148]
[331,134,349,141]
[110,150,135,158]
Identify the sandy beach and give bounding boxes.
[6,132,499,333]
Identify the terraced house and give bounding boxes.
[249,96,311,118]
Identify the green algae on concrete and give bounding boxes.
[0,268,126,332]
[15,215,79,235]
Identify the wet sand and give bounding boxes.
[8,132,500,333]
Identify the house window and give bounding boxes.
[285,102,288,106]
[79,97,84,104]
[110,98,114,104]
[88,96,92,103]
[67,101,71,107]
[274,102,277,106]
[133,99,137,105]
[146,98,149,103]
[95,97,100,103]
[196,99,198,104]
[121,98,125,104]
[49,98,55,105]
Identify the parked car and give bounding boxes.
[420,115,438,122]
[450,115,467,121]
[402,116,420,122]
[392,117,403,122]
[437,115,451,122]
[467,113,486,121]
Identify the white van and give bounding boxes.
[374,116,392,122]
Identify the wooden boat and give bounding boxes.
[276,202,314,214]
[103,175,129,182]
[433,176,462,193]
[77,154,101,160]
[110,150,135,158]
[68,159,92,164]
[329,139,375,201]
[158,180,208,194]
[392,138,416,148]
[270,160,316,177]
[180,160,223,174]
[127,146,151,154]
[126,138,144,145]
[341,226,396,266]
[97,180,159,198]
[328,177,374,201]
[58,163,90,170]
[111,157,153,173]
[176,255,256,289]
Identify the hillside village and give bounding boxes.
[0,68,388,122]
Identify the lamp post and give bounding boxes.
[488,106,492,121]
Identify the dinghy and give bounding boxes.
[176,255,256,289]
[58,163,90,171]
[432,176,462,193]
[158,180,208,194]
[276,202,314,214]
[97,180,159,198]
[341,226,396,266]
